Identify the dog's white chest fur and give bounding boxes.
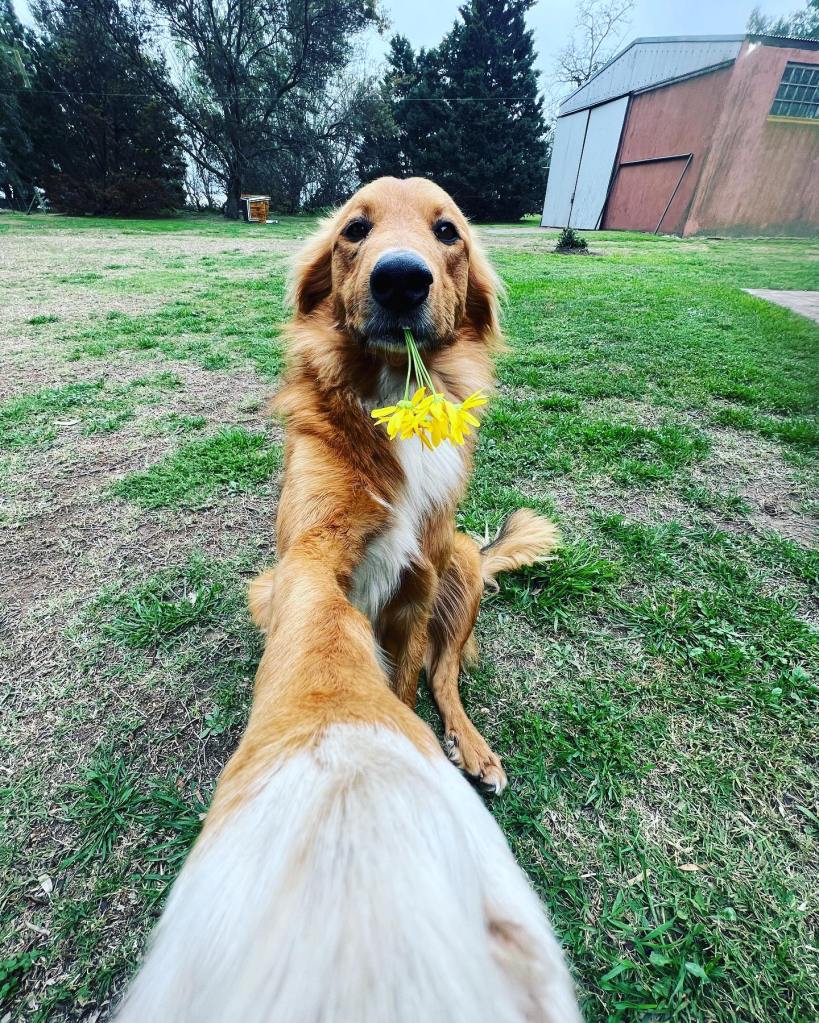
[350,421,465,624]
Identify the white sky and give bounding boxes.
[373,0,799,92]
[13,0,800,93]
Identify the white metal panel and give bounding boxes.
[568,96,628,230]
[560,37,743,116]
[541,110,588,227]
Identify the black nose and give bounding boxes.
[370,251,433,314]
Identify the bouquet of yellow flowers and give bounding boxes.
[371,329,487,449]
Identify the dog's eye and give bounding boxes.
[433,220,460,245]
[342,218,371,242]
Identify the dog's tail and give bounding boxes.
[480,509,560,591]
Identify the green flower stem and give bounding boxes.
[403,328,437,397]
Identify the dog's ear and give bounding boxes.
[465,238,504,345]
[289,216,336,315]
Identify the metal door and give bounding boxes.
[541,110,588,227]
[569,96,629,229]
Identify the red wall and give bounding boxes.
[603,65,733,234]
[685,41,819,236]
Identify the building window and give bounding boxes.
[770,62,819,120]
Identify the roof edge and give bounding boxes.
[557,35,745,112]
[557,32,818,114]
[747,32,819,50]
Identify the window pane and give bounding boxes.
[770,62,819,118]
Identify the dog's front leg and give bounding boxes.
[378,560,438,708]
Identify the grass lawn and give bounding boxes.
[1,211,817,1022]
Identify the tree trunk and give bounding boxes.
[224,172,243,219]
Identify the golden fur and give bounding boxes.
[113,180,580,1023]
[246,176,559,792]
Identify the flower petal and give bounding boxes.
[387,410,405,438]
[371,404,398,419]
[462,391,488,410]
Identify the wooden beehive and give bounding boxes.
[241,195,270,223]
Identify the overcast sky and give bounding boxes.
[13,0,800,92]
[371,0,798,82]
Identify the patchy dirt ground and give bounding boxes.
[1,214,817,1023]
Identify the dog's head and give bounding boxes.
[290,177,500,353]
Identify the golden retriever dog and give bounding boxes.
[255,174,558,794]
[114,178,578,1023]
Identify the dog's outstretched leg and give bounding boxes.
[427,512,559,794]
[426,533,508,794]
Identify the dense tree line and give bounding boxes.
[748,0,819,40]
[358,0,549,221]
[1,0,550,220]
[1,0,185,213]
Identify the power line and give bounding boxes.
[0,88,534,102]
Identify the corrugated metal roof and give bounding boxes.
[557,33,819,116]
[559,37,744,116]
[749,32,819,46]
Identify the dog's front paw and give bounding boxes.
[444,728,507,795]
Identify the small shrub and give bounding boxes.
[555,227,588,251]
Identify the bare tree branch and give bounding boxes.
[552,0,635,92]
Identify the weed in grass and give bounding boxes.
[27,313,60,325]
[0,950,45,1003]
[713,407,819,452]
[753,534,819,586]
[522,697,655,807]
[105,577,223,648]
[109,427,281,508]
[100,556,237,649]
[478,400,710,490]
[493,539,620,628]
[237,396,266,414]
[618,585,816,705]
[681,484,751,517]
[595,514,685,577]
[592,879,727,1019]
[140,778,207,904]
[0,381,102,447]
[62,753,145,866]
[199,671,254,737]
[68,273,286,377]
[141,413,207,437]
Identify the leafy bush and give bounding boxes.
[45,174,183,215]
[555,227,588,251]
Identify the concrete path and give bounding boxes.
[744,289,819,324]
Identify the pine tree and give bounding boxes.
[0,0,36,208]
[357,1,549,221]
[439,0,548,220]
[30,0,186,214]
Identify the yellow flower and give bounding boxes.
[370,329,490,450]
[444,391,488,446]
[462,391,489,414]
[425,394,450,448]
[372,387,433,444]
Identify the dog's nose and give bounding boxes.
[370,252,433,314]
